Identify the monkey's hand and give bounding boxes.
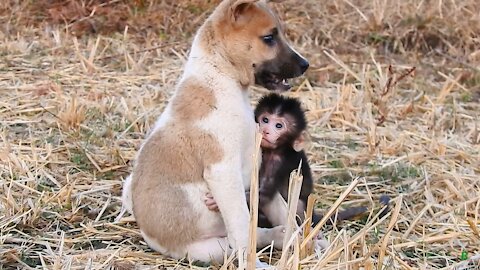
[204,192,220,212]
[314,231,329,251]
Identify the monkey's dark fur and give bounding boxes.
[255,94,307,147]
[253,93,389,228]
[254,94,312,227]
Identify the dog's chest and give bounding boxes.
[200,89,255,147]
[231,92,255,137]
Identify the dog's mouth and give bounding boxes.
[253,47,309,91]
[255,71,292,91]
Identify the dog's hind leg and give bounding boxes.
[186,227,285,264]
[186,237,231,263]
[186,236,275,269]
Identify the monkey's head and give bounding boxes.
[207,0,309,91]
[254,93,307,151]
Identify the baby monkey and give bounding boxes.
[253,93,313,227]
[206,93,370,228]
[252,94,373,227]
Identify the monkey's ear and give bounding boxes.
[293,131,306,152]
[230,0,259,24]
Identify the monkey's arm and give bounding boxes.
[257,176,278,205]
[244,151,280,208]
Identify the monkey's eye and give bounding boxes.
[275,123,283,129]
[262,117,269,123]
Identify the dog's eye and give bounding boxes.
[262,35,275,46]
[262,117,269,123]
[275,123,283,129]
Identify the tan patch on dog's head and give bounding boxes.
[198,0,309,89]
[214,1,279,83]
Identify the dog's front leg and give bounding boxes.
[205,160,250,254]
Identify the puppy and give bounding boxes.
[122,0,309,264]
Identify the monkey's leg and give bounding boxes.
[261,192,288,226]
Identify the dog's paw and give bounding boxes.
[270,225,286,250]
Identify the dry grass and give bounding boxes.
[1,0,479,269]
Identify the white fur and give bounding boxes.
[121,175,133,215]
[152,105,172,132]
[186,238,231,263]
[183,183,227,238]
[192,55,256,249]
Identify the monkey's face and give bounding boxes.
[214,0,308,91]
[258,112,291,149]
[255,93,307,152]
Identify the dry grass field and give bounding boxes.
[1,0,479,269]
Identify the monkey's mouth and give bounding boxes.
[254,72,292,91]
[260,137,276,148]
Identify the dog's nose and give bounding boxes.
[299,58,309,74]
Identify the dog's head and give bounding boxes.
[210,0,309,91]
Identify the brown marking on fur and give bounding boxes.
[196,1,282,87]
[218,2,280,60]
[131,79,223,252]
[197,21,217,55]
[171,79,217,122]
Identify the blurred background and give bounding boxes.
[0,0,479,269]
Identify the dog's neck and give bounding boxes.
[183,22,254,91]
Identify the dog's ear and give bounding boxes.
[230,0,259,24]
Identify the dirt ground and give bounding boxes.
[0,0,479,269]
